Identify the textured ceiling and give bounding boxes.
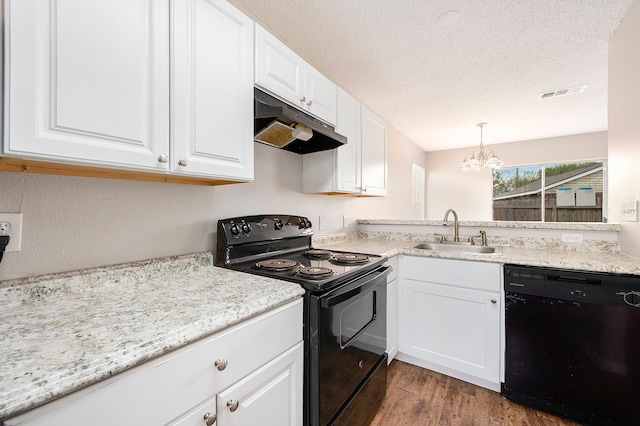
[228,0,634,152]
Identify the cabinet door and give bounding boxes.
[386,278,399,363]
[361,106,387,196]
[335,88,361,193]
[303,64,337,125]
[4,0,170,171]
[254,25,304,107]
[402,279,500,383]
[171,0,254,180]
[216,342,303,426]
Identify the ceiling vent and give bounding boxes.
[540,85,588,99]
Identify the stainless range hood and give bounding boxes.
[254,88,347,154]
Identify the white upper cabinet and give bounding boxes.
[302,88,387,196]
[4,0,170,172]
[171,0,254,180]
[361,106,387,196]
[4,0,254,182]
[255,24,337,125]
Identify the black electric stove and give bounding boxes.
[216,214,389,426]
[216,214,387,292]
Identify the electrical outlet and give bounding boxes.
[561,233,583,244]
[318,215,325,230]
[0,213,23,252]
[343,215,349,228]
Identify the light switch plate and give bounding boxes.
[621,200,639,222]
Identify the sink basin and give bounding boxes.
[413,242,501,254]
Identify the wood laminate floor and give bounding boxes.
[369,360,582,426]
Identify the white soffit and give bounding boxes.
[229,0,634,152]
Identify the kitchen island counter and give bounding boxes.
[316,237,640,276]
[0,252,304,421]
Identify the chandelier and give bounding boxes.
[459,123,503,170]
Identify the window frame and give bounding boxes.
[492,159,608,223]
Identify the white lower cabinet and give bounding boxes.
[5,299,303,426]
[173,343,302,426]
[398,256,502,391]
[385,256,399,364]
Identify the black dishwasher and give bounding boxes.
[504,265,640,426]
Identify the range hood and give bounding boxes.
[254,88,347,154]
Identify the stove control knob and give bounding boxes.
[229,224,240,236]
[298,219,307,229]
[241,222,252,234]
[305,219,313,229]
[274,219,284,230]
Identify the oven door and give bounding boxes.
[308,265,389,426]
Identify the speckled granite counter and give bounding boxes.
[315,238,640,276]
[0,252,304,421]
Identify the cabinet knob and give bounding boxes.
[157,154,168,163]
[491,298,497,304]
[307,100,313,107]
[178,158,188,167]
[214,359,228,371]
[227,400,239,412]
[300,96,306,104]
[203,412,217,425]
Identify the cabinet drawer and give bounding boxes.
[402,256,501,292]
[6,299,303,426]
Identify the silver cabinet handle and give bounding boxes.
[300,96,306,104]
[227,400,239,412]
[203,412,217,425]
[214,359,227,371]
[178,158,188,167]
[491,298,497,304]
[307,100,313,107]
[157,154,168,163]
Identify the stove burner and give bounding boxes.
[330,253,370,265]
[256,258,299,271]
[297,266,335,279]
[304,249,332,260]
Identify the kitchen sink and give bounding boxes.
[413,242,501,254]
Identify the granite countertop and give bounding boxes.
[316,238,640,276]
[357,219,619,231]
[0,252,304,421]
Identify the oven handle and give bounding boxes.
[321,266,391,309]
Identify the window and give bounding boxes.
[493,161,605,222]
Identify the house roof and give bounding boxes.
[493,163,603,200]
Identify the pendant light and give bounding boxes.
[459,123,503,170]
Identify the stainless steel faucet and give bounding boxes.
[468,230,488,246]
[443,209,460,242]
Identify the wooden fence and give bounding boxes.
[493,193,603,222]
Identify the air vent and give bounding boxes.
[540,85,588,99]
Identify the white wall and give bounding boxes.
[424,132,608,220]
[609,0,640,258]
[0,126,426,281]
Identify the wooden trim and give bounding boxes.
[0,157,249,187]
